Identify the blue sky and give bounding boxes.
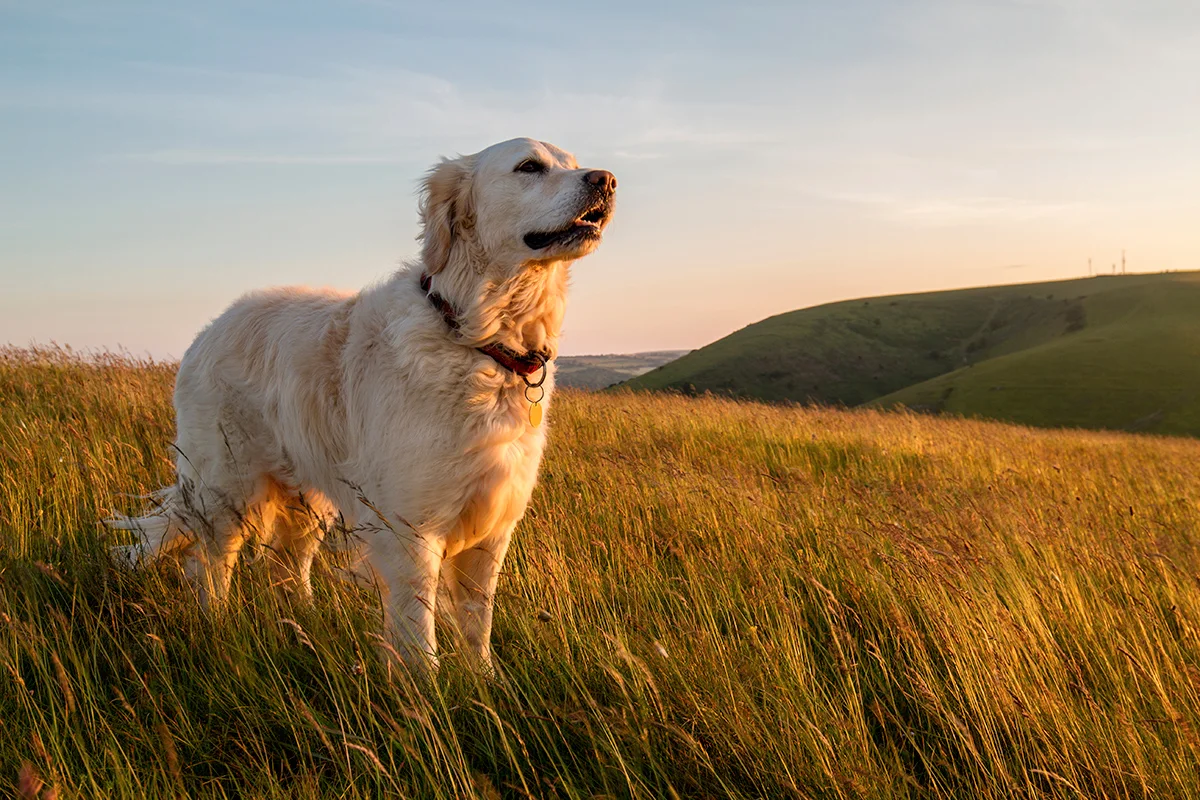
[2,0,1198,357]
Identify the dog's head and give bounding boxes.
[419,138,616,275]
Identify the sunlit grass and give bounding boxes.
[3,346,1200,797]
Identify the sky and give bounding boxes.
[1,0,1198,358]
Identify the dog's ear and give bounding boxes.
[418,157,475,275]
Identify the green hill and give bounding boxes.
[625,271,1200,435]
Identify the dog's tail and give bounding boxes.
[106,486,196,567]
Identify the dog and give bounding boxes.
[110,138,616,670]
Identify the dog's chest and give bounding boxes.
[440,421,546,558]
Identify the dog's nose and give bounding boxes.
[584,170,617,194]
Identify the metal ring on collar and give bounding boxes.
[522,352,548,389]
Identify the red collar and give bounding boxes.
[420,273,550,384]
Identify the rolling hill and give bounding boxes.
[624,271,1200,436]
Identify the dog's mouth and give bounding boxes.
[523,200,613,251]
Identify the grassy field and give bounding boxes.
[4,347,1200,798]
[625,271,1200,437]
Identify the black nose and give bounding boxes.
[584,170,617,194]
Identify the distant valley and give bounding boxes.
[554,350,689,389]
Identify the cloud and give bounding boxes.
[2,47,779,167]
[116,150,412,165]
[824,190,1091,227]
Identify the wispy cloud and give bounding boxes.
[0,45,777,165]
[116,150,412,166]
[825,191,1091,226]
[2,23,785,166]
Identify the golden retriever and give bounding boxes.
[110,138,617,670]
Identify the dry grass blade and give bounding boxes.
[48,652,74,719]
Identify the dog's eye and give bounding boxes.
[514,159,545,174]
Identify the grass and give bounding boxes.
[4,346,1200,797]
[625,271,1200,436]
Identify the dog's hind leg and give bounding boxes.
[262,485,337,600]
[170,471,269,609]
[268,522,325,600]
[187,501,253,609]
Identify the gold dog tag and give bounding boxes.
[525,383,545,427]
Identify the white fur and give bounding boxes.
[109,138,616,670]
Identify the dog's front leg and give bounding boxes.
[444,528,513,672]
[372,531,444,671]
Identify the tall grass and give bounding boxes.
[3,346,1200,798]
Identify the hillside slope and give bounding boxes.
[626,272,1200,435]
[870,272,1200,434]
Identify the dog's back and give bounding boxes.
[176,287,356,489]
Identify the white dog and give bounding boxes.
[110,138,617,670]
